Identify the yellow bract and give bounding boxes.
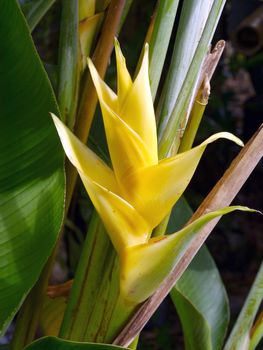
[52,41,248,303]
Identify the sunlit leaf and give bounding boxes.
[0,0,64,335]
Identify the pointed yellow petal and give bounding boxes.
[79,175,151,252]
[120,206,254,303]
[114,38,132,107]
[102,101,156,181]
[88,50,157,176]
[124,132,244,228]
[51,114,119,193]
[120,44,158,164]
[88,58,118,112]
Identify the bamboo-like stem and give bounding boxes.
[158,0,226,158]
[114,125,263,347]
[249,312,263,350]
[148,0,179,100]
[57,0,79,128]
[178,75,210,153]
[152,40,225,238]
[156,0,214,127]
[10,254,55,349]
[224,261,263,350]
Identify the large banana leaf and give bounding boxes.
[169,198,229,350]
[25,336,126,350]
[0,0,64,335]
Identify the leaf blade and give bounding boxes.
[0,0,64,335]
[25,336,127,350]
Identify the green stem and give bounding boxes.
[224,262,263,350]
[249,312,263,350]
[178,77,210,153]
[10,255,54,349]
[158,0,226,159]
[57,0,79,128]
[148,0,180,101]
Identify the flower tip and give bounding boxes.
[145,42,149,51]
[114,36,120,47]
[236,138,244,147]
[50,112,59,124]
[87,57,93,68]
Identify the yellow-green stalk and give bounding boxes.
[179,74,210,153]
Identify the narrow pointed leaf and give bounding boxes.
[57,0,79,127]
[148,0,180,100]
[0,0,64,335]
[120,206,254,303]
[157,0,213,132]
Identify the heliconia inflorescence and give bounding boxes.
[52,40,253,303]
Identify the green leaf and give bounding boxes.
[224,262,263,350]
[57,0,79,128]
[25,336,127,349]
[157,0,213,133]
[0,0,64,335]
[171,246,229,350]
[158,0,226,158]
[169,198,230,350]
[40,296,66,336]
[249,312,263,350]
[149,0,180,101]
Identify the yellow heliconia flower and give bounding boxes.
[52,41,252,303]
